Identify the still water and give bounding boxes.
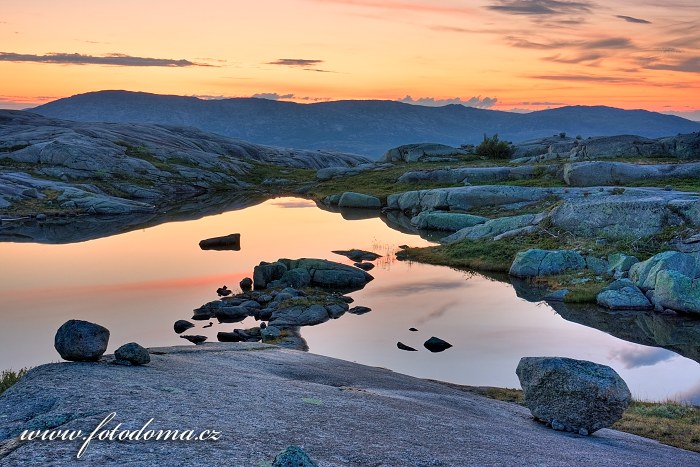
[1,197,698,403]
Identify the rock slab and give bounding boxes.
[516,356,631,435]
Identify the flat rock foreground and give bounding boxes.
[1,344,698,466]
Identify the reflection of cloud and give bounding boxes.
[609,347,676,370]
[615,15,651,24]
[270,200,315,209]
[0,52,210,67]
[673,381,700,405]
[399,95,497,108]
[370,279,465,296]
[417,300,458,324]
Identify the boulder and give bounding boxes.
[192,300,223,320]
[272,445,318,467]
[253,261,288,289]
[442,214,540,242]
[509,249,586,278]
[325,303,349,319]
[54,319,110,362]
[629,251,700,290]
[239,277,253,292]
[338,192,381,209]
[354,262,375,271]
[607,253,639,279]
[215,305,252,323]
[198,233,241,251]
[348,306,372,315]
[269,305,331,327]
[653,270,700,315]
[516,357,631,435]
[275,268,312,289]
[216,286,232,297]
[410,211,488,232]
[596,280,653,310]
[114,342,150,366]
[423,337,452,353]
[564,161,700,187]
[379,143,467,163]
[278,258,373,290]
[173,320,195,334]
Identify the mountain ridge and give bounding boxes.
[31,90,700,157]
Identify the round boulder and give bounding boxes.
[114,342,150,366]
[54,319,110,362]
[516,356,631,435]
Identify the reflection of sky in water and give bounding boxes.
[1,197,698,403]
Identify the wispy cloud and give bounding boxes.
[267,58,324,67]
[529,73,645,84]
[0,52,210,67]
[646,56,700,73]
[399,95,497,108]
[615,15,651,24]
[486,0,593,16]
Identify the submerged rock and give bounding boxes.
[114,342,150,366]
[397,342,418,352]
[332,249,382,262]
[516,357,631,435]
[423,337,452,353]
[54,319,110,362]
[199,233,241,251]
[180,335,207,345]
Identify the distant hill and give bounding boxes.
[32,91,700,158]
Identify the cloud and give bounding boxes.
[609,347,676,370]
[486,0,593,16]
[0,52,209,67]
[312,0,475,16]
[544,52,603,64]
[646,56,700,73]
[528,73,645,84]
[672,381,700,405]
[252,92,295,100]
[267,58,324,67]
[615,15,651,24]
[662,110,700,122]
[399,95,498,108]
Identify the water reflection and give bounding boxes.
[0,196,698,403]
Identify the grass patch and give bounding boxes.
[0,368,29,395]
[627,177,700,192]
[242,162,315,186]
[436,382,700,453]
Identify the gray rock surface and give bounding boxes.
[564,160,700,186]
[379,143,467,163]
[398,164,559,184]
[54,319,110,362]
[337,192,382,209]
[410,211,488,231]
[114,342,150,366]
[653,269,700,315]
[607,253,639,278]
[630,250,700,291]
[509,249,586,278]
[516,357,631,435]
[277,258,374,290]
[442,213,541,242]
[1,344,695,466]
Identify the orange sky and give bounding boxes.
[1,0,699,116]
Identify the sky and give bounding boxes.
[1,0,699,118]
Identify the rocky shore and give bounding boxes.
[1,343,698,466]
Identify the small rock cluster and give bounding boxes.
[54,319,149,366]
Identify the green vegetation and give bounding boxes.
[437,382,700,453]
[242,161,315,186]
[475,134,514,160]
[0,368,29,395]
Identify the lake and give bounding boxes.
[1,197,698,403]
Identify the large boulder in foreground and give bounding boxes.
[54,319,110,362]
[509,249,586,278]
[516,357,631,435]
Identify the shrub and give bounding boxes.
[475,134,514,160]
[0,368,29,395]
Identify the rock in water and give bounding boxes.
[216,286,232,297]
[333,249,382,261]
[348,306,372,315]
[239,277,253,292]
[516,357,631,435]
[180,335,207,345]
[272,445,318,467]
[199,233,241,251]
[337,192,382,209]
[114,342,150,366]
[424,336,452,353]
[54,319,110,362]
[397,342,418,352]
[409,327,418,332]
[173,320,195,334]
